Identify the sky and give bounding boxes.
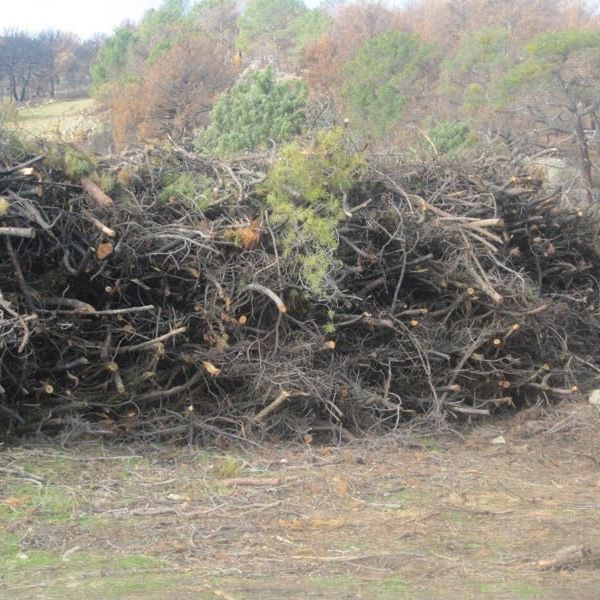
[1,0,325,39]
[1,1,165,39]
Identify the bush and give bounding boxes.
[342,31,433,136]
[159,172,213,211]
[263,128,365,293]
[201,67,307,155]
[428,120,471,155]
[42,144,95,179]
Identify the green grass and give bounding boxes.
[15,97,102,138]
[0,483,81,523]
[0,532,176,599]
[478,582,545,598]
[2,444,597,600]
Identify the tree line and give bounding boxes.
[79,0,600,199]
[0,30,97,102]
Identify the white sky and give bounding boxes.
[1,1,165,38]
[0,0,324,39]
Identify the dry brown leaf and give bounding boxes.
[2,496,32,508]
[202,361,221,376]
[96,242,114,260]
[333,477,349,498]
[99,418,120,435]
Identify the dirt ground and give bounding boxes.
[1,401,599,599]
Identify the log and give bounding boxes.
[81,177,114,208]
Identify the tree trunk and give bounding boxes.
[10,75,18,102]
[18,67,33,103]
[574,114,594,204]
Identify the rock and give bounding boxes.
[589,389,600,406]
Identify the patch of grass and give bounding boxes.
[19,98,96,121]
[478,582,545,598]
[308,575,354,589]
[17,98,99,137]
[0,531,166,577]
[512,583,545,599]
[1,551,171,599]
[447,510,467,524]
[416,435,443,451]
[374,575,410,597]
[213,454,243,478]
[365,487,431,509]
[0,482,83,523]
[92,574,177,598]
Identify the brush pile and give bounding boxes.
[1,135,600,442]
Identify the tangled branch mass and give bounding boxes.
[1,137,599,443]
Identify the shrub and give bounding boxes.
[428,121,471,155]
[342,31,433,136]
[159,172,213,211]
[263,128,365,293]
[201,67,307,155]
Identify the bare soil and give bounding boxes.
[1,401,600,599]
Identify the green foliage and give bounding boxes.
[99,173,117,194]
[214,454,243,478]
[90,27,137,91]
[526,30,600,58]
[91,1,192,94]
[237,0,307,53]
[342,31,432,135]
[159,172,213,211]
[0,120,27,165]
[263,128,364,293]
[441,27,513,113]
[501,30,600,101]
[138,0,190,43]
[147,40,174,63]
[0,101,19,127]
[463,83,486,112]
[428,120,471,155]
[201,67,307,155]
[446,27,511,78]
[43,144,95,179]
[64,147,94,179]
[287,8,332,56]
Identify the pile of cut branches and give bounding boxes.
[1,136,599,442]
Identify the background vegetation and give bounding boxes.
[4,0,600,201]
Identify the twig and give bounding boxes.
[245,283,287,313]
[131,366,203,404]
[4,237,37,313]
[255,390,292,422]
[220,477,281,486]
[82,210,116,237]
[0,227,35,238]
[116,326,187,354]
[0,154,44,175]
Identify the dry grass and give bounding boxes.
[1,402,600,598]
[6,97,109,148]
